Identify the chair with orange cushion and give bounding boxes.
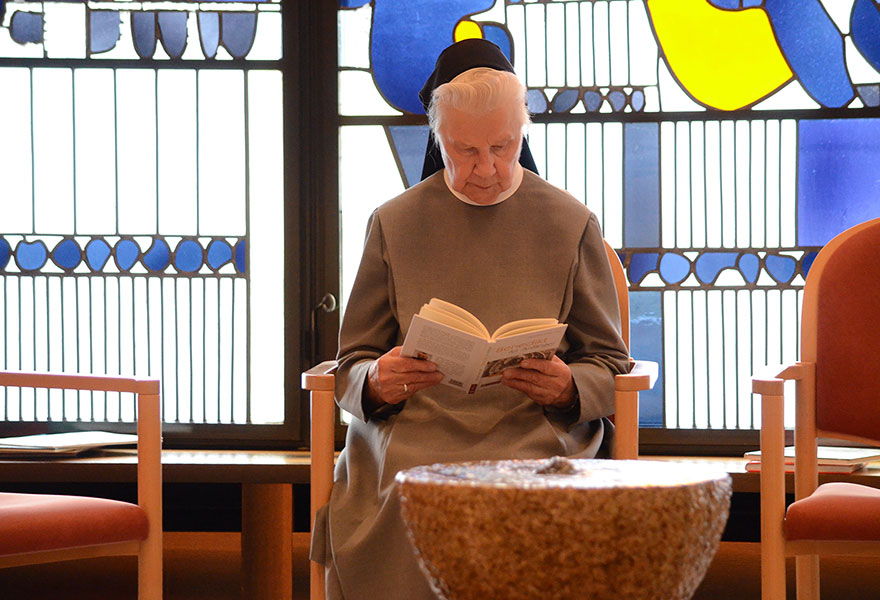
[752,217,880,600]
[302,239,658,600]
[0,372,162,600]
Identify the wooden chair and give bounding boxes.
[0,372,163,600]
[752,217,880,600]
[302,239,658,600]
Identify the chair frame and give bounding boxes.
[0,371,162,600]
[752,218,880,600]
[302,239,657,600]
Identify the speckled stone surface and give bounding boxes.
[396,458,732,600]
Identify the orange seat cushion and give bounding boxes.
[784,482,880,542]
[0,493,149,555]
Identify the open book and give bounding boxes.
[744,460,865,474]
[744,445,880,466]
[400,298,567,394]
[0,431,138,457]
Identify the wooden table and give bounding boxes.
[0,449,312,600]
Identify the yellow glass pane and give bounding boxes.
[454,20,483,43]
[646,0,793,110]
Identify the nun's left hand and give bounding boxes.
[500,355,576,408]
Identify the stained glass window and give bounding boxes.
[337,0,880,432]
[0,0,285,429]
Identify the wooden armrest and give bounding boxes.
[614,360,658,392]
[302,361,338,392]
[751,363,805,396]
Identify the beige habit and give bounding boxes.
[312,169,631,599]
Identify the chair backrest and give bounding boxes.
[801,217,880,443]
[603,240,630,351]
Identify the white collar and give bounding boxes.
[443,163,524,206]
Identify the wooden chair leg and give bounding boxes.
[796,555,820,600]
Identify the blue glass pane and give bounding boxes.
[158,12,187,58]
[659,253,690,284]
[630,291,664,427]
[0,238,11,269]
[234,239,246,273]
[15,241,48,271]
[198,12,220,58]
[797,119,880,246]
[482,24,512,61]
[90,11,120,54]
[607,90,626,112]
[852,0,880,72]
[763,0,853,108]
[86,239,112,271]
[143,238,171,272]
[52,239,81,269]
[584,90,602,112]
[388,125,430,188]
[206,240,233,270]
[695,252,737,284]
[624,123,660,247]
[526,89,547,114]
[764,254,797,283]
[370,0,496,114]
[628,253,659,284]
[802,251,819,279]
[857,85,880,108]
[739,253,759,283]
[708,0,739,8]
[631,89,645,112]
[551,89,578,113]
[115,239,140,271]
[132,12,157,58]
[174,240,203,273]
[221,12,257,58]
[10,12,43,44]
[340,0,371,7]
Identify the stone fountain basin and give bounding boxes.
[396,458,731,600]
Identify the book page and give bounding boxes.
[491,318,559,340]
[475,323,568,392]
[744,445,880,465]
[400,314,489,391]
[419,304,487,339]
[424,299,490,338]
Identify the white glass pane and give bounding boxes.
[690,122,706,248]
[780,120,797,247]
[675,121,690,248]
[0,68,34,234]
[579,3,595,87]
[198,70,246,236]
[660,121,675,248]
[338,125,405,313]
[158,70,198,236]
[565,3,582,88]
[218,278,233,423]
[545,3,566,88]
[764,120,781,248]
[33,68,74,235]
[628,0,657,86]
[592,1,610,87]
[719,121,736,248]
[74,69,117,235]
[203,277,220,423]
[525,3,547,88]
[662,289,678,428]
[609,0,629,86]
[44,3,86,59]
[750,120,766,248]
[338,69,401,116]
[117,69,158,235]
[233,277,248,424]
[704,121,722,248]
[338,4,372,69]
[248,70,285,424]
[602,122,623,246]
[565,123,586,205]
[248,12,282,61]
[585,122,604,221]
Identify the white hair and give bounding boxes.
[427,67,530,137]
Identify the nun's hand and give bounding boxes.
[501,355,577,409]
[365,347,444,406]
